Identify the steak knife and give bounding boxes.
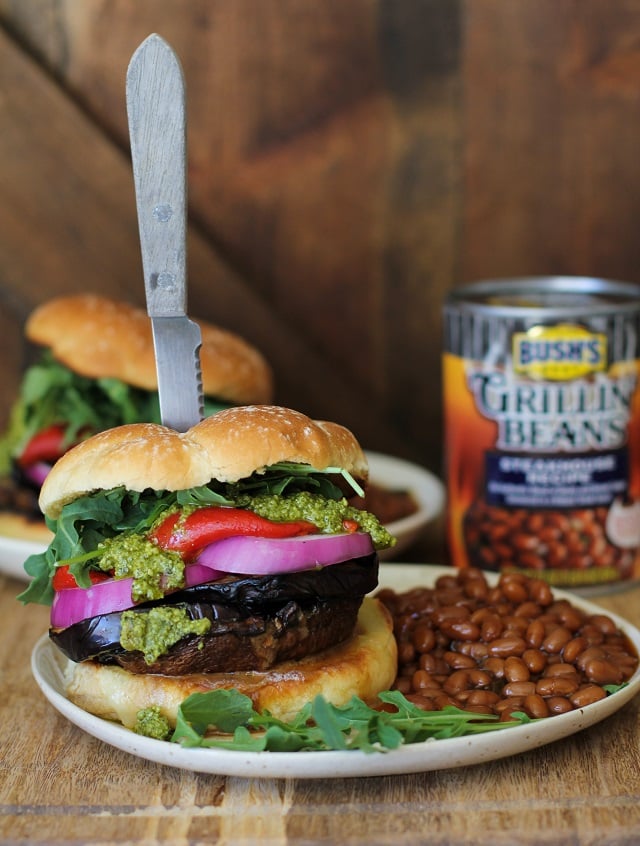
[126,33,203,432]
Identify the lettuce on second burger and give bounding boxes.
[20,406,397,729]
[0,295,273,543]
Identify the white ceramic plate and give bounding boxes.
[365,452,445,560]
[0,535,48,581]
[31,564,640,779]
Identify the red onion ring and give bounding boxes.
[195,531,374,575]
[50,563,224,630]
[22,461,52,487]
[50,533,372,629]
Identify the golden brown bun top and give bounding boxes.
[40,405,369,518]
[26,294,274,404]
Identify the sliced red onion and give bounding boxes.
[50,563,224,630]
[184,563,225,587]
[23,461,52,487]
[51,575,136,629]
[195,531,374,575]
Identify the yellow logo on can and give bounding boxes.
[513,324,607,380]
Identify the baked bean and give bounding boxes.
[578,625,605,646]
[503,681,536,697]
[412,670,441,691]
[501,578,529,604]
[397,641,416,664]
[526,619,546,649]
[570,685,607,708]
[483,657,506,679]
[583,659,623,686]
[432,605,469,625]
[522,648,547,674]
[523,693,550,719]
[536,677,579,697]
[588,614,618,636]
[463,503,634,579]
[503,616,529,636]
[466,690,500,707]
[412,623,436,653]
[481,615,504,642]
[460,641,490,661]
[575,646,606,672]
[504,656,530,682]
[376,568,638,723]
[527,579,553,607]
[542,627,573,654]
[394,676,412,695]
[444,669,473,695]
[418,653,439,673]
[546,696,574,715]
[444,651,476,670]
[543,663,579,680]
[488,637,527,658]
[562,636,588,664]
[514,601,542,619]
[469,669,492,688]
[439,619,481,641]
[405,693,438,710]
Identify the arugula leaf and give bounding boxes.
[18,455,374,606]
[2,353,162,461]
[228,463,363,499]
[169,689,533,753]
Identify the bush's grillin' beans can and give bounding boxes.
[443,277,640,590]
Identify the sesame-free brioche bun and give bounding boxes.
[26,294,273,404]
[39,405,369,519]
[64,597,397,728]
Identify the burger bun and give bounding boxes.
[40,405,369,519]
[64,597,397,729]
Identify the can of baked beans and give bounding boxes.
[443,276,640,590]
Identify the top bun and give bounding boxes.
[39,405,369,518]
[26,294,273,404]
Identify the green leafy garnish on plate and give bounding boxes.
[167,689,534,753]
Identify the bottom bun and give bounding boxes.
[0,511,52,545]
[64,597,397,729]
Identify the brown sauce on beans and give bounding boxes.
[376,568,638,721]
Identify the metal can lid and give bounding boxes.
[445,276,640,318]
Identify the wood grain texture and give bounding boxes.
[1,1,640,516]
[1,572,639,845]
[0,20,411,464]
[462,0,640,283]
[0,0,463,474]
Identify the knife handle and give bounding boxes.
[126,33,187,318]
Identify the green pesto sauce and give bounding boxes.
[236,491,396,550]
[98,534,184,603]
[120,607,211,665]
[133,705,171,740]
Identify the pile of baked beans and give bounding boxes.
[376,568,638,721]
[463,501,634,576]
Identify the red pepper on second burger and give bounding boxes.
[17,424,68,468]
[150,506,319,559]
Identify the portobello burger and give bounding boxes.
[0,295,273,543]
[20,405,397,729]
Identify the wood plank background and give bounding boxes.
[1,0,639,481]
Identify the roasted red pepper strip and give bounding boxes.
[18,424,67,468]
[52,565,111,592]
[150,506,319,559]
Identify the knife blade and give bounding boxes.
[126,33,203,432]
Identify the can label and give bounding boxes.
[444,280,640,588]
